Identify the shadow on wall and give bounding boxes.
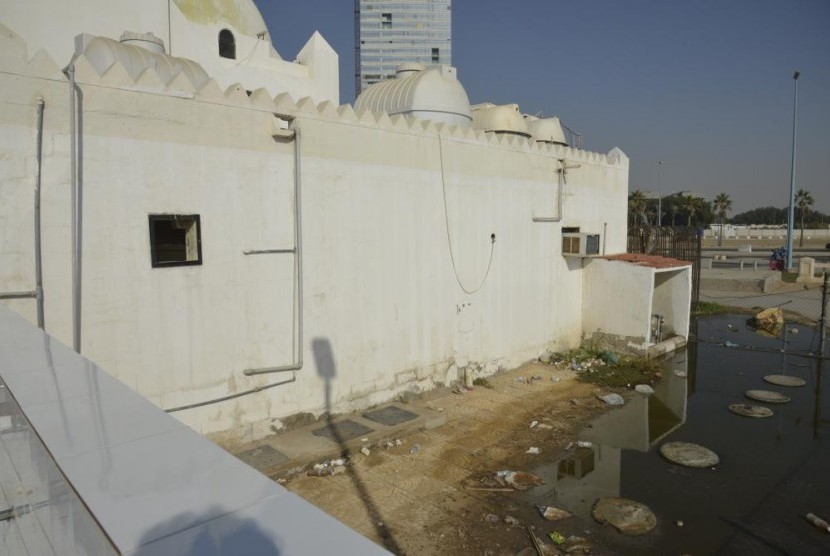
[312,337,401,554]
[131,506,281,554]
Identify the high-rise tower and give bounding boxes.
[354,0,452,97]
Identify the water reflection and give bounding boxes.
[529,314,830,555]
[531,353,688,517]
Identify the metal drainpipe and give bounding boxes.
[34,98,45,328]
[165,124,303,413]
[244,124,304,376]
[0,99,46,316]
[65,63,81,352]
[531,158,565,223]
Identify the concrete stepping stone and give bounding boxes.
[592,497,656,535]
[660,441,719,468]
[728,403,773,418]
[763,375,806,387]
[745,389,791,404]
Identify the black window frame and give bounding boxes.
[148,214,203,268]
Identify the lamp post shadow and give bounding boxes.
[312,338,402,554]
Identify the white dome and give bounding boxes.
[355,65,472,126]
[470,103,530,137]
[524,115,568,145]
[173,0,268,37]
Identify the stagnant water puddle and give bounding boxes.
[527,314,830,554]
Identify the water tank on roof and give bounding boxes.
[354,64,472,126]
[524,115,568,146]
[471,103,530,137]
[119,31,165,54]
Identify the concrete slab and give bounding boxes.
[240,402,447,476]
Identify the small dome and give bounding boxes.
[471,103,530,137]
[524,115,568,146]
[355,65,472,126]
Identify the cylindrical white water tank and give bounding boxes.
[119,31,165,54]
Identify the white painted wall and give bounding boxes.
[652,268,691,341]
[0,28,630,442]
[582,259,653,350]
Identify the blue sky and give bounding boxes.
[254,0,830,214]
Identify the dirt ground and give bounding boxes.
[275,362,632,555]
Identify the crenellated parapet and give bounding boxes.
[5,27,627,168]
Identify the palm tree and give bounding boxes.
[628,190,648,226]
[712,193,732,246]
[679,194,704,227]
[795,189,814,247]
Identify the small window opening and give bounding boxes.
[381,13,392,28]
[562,227,580,233]
[431,47,440,62]
[219,29,236,59]
[149,214,202,268]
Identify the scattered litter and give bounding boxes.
[551,376,561,383]
[577,441,592,448]
[495,470,544,490]
[395,438,403,446]
[531,375,543,383]
[789,327,799,335]
[529,420,539,428]
[515,376,527,383]
[536,423,553,430]
[565,442,575,451]
[726,324,738,331]
[675,520,684,527]
[484,513,500,524]
[660,441,719,468]
[538,505,572,521]
[723,340,739,348]
[598,393,625,406]
[540,350,554,364]
[453,385,470,395]
[593,497,657,535]
[674,370,687,378]
[360,446,371,456]
[307,458,349,476]
[361,438,369,442]
[562,535,592,554]
[805,512,830,533]
[504,515,520,526]
[526,447,540,455]
[409,444,420,455]
[634,384,654,395]
[549,531,566,545]
[570,399,580,405]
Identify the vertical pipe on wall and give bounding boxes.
[66,63,81,352]
[243,125,303,376]
[34,98,45,328]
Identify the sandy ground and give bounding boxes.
[275,362,627,555]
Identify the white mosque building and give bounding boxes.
[0,0,690,446]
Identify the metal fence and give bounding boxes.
[628,226,703,304]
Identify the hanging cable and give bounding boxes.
[437,134,495,295]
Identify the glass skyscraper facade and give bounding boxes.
[354,0,452,96]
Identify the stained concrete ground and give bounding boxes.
[232,363,624,555]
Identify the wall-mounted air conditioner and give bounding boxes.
[562,233,600,257]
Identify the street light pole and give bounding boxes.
[785,70,800,271]
[657,161,663,227]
